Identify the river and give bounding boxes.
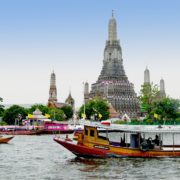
[0,134,180,180]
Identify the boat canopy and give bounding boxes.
[86,123,180,134]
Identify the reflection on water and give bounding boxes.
[0,135,180,180]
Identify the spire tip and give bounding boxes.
[112,10,114,17]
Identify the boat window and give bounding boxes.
[85,128,88,135]
[90,130,94,137]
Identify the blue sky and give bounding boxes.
[0,0,180,108]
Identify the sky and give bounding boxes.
[0,0,180,108]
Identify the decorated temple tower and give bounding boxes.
[48,71,58,107]
[89,12,140,118]
[159,78,166,98]
[65,91,75,110]
[144,67,150,84]
[84,82,89,104]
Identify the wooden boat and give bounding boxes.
[54,124,180,158]
[0,136,14,143]
[0,129,44,135]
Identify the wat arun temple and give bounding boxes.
[86,13,140,118]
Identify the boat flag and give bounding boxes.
[28,114,33,118]
[154,113,159,119]
[45,114,50,118]
[81,113,86,119]
[98,113,102,119]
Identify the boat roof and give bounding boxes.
[85,123,180,134]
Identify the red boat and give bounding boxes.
[0,129,44,135]
[54,124,180,158]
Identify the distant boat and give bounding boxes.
[0,122,75,135]
[54,124,180,158]
[0,136,14,143]
[101,120,111,126]
[43,122,74,134]
[0,128,44,135]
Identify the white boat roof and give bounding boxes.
[87,122,180,134]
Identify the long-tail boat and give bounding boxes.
[0,136,14,143]
[0,129,44,135]
[54,124,180,158]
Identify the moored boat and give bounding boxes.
[0,136,14,143]
[0,129,44,135]
[43,122,74,134]
[54,124,180,158]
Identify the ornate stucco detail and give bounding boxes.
[48,71,57,103]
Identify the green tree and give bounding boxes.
[60,105,73,120]
[28,104,49,115]
[139,83,160,114]
[152,98,180,124]
[79,98,109,120]
[3,105,28,125]
[49,108,65,121]
[0,97,4,117]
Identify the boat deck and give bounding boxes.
[162,147,180,151]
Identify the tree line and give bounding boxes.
[0,97,110,125]
[0,100,73,125]
[1,86,180,125]
[139,83,180,124]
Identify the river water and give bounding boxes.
[0,134,180,180]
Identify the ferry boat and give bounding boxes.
[54,124,180,158]
[43,122,74,134]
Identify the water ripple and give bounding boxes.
[1,135,180,180]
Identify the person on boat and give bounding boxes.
[65,134,72,141]
[120,134,126,147]
[138,133,143,144]
[153,135,160,146]
[147,137,154,149]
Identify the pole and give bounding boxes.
[53,110,55,121]
[83,82,85,119]
[106,83,108,98]
[173,133,174,152]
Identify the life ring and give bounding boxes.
[140,141,149,152]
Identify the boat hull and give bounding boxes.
[54,137,180,158]
[0,136,14,143]
[43,130,74,134]
[54,137,108,158]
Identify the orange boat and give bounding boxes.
[0,136,14,143]
[54,124,180,158]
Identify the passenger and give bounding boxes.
[153,135,160,146]
[147,137,152,144]
[147,137,154,149]
[65,134,72,141]
[139,134,143,143]
[120,137,126,146]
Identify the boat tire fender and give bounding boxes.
[140,142,149,152]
